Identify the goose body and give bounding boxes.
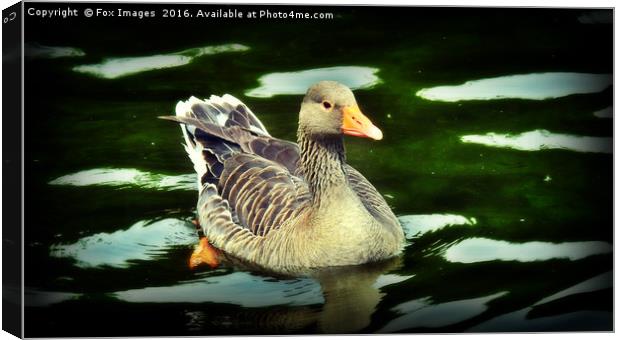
[166,81,404,272]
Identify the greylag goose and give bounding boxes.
[164,81,404,272]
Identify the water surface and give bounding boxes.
[23,4,612,336]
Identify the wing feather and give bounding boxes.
[345,165,399,227]
[217,153,308,239]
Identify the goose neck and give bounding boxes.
[298,129,348,204]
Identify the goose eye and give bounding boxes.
[322,101,332,110]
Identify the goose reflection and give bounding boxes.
[114,254,406,334]
[195,255,407,334]
[310,258,406,333]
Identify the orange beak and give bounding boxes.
[341,105,383,140]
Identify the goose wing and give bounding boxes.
[166,95,309,250]
[193,154,310,261]
[215,153,309,237]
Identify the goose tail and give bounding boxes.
[170,95,270,191]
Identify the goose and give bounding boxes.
[163,81,404,272]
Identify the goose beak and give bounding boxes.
[341,105,383,140]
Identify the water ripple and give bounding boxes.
[469,271,612,331]
[25,43,85,59]
[399,214,476,239]
[416,73,612,102]
[593,106,612,118]
[113,272,324,307]
[534,271,611,306]
[460,129,612,154]
[245,66,381,98]
[25,289,82,307]
[380,291,507,332]
[73,43,249,79]
[50,218,196,268]
[49,168,196,191]
[444,238,611,264]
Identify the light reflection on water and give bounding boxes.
[72,43,249,79]
[25,43,85,59]
[244,66,381,98]
[444,238,611,264]
[469,271,612,332]
[49,168,197,191]
[534,271,612,306]
[24,289,82,307]
[460,129,612,154]
[379,292,507,332]
[416,73,612,102]
[50,218,196,268]
[399,214,477,238]
[112,257,409,333]
[472,309,611,332]
[593,106,613,118]
[114,271,324,307]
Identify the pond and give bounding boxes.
[23,4,612,336]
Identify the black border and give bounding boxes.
[2,1,23,338]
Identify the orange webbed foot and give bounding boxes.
[189,237,221,269]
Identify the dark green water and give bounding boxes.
[23,4,612,336]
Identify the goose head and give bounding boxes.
[299,81,383,141]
